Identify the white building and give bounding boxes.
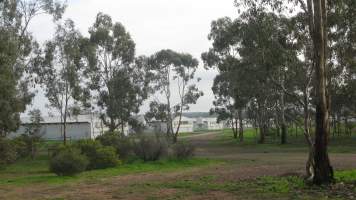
[173,116,195,133]
[10,114,129,141]
[194,117,224,131]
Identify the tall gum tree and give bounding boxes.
[34,19,89,145]
[146,49,203,143]
[0,0,65,137]
[84,13,149,135]
[233,0,354,184]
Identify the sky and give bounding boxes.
[26,0,238,116]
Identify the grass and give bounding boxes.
[216,128,356,153]
[131,170,356,200]
[178,130,219,137]
[2,129,356,199]
[0,156,221,186]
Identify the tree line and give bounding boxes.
[0,0,203,144]
[203,0,355,184]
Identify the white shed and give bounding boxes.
[10,114,129,141]
[173,116,195,133]
[195,117,224,131]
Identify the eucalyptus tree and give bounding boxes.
[34,19,89,145]
[201,17,249,141]
[146,49,203,143]
[84,13,149,135]
[203,12,289,144]
[234,0,356,185]
[210,74,240,140]
[0,0,65,137]
[328,0,356,136]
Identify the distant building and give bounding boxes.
[10,114,129,141]
[194,117,224,131]
[173,116,195,133]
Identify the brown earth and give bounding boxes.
[1,132,356,200]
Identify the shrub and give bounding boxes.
[0,138,17,167]
[13,134,42,159]
[171,141,195,159]
[74,140,102,160]
[49,148,88,176]
[90,146,119,169]
[12,137,28,158]
[133,135,168,161]
[74,140,119,170]
[96,132,133,159]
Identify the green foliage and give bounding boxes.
[33,19,89,144]
[73,140,120,170]
[11,109,44,159]
[96,132,133,159]
[90,146,119,169]
[335,170,356,183]
[133,136,168,161]
[12,135,33,158]
[84,13,150,133]
[145,49,203,142]
[0,0,65,137]
[0,153,217,186]
[0,138,18,167]
[49,148,88,176]
[171,141,195,159]
[256,176,305,193]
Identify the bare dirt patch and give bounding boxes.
[1,132,356,200]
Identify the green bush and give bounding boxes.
[74,140,119,170]
[12,134,42,159]
[0,138,18,167]
[49,148,88,176]
[96,132,133,159]
[133,135,168,161]
[171,141,195,159]
[74,140,102,159]
[90,146,119,169]
[12,137,28,158]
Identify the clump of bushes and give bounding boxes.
[171,141,195,159]
[96,132,133,159]
[90,146,119,169]
[49,147,88,176]
[74,140,119,170]
[12,134,42,159]
[49,139,120,176]
[0,138,18,167]
[133,135,168,161]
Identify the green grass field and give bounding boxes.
[1,128,356,199]
[0,155,220,186]
[218,128,356,153]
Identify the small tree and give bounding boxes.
[23,109,44,159]
[146,50,203,143]
[84,13,150,136]
[34,19,89,145]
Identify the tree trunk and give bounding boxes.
[238,110,244,142]
[63,90,68,145]
[280,81,287,144]
[232,119,238,139]
[259,124,266,144]
[121,122,125,137]
[63,114,67,145]
[312,0,334,185]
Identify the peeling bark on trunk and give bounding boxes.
[312,0,334,185]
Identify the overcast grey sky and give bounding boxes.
[27,0,238,116]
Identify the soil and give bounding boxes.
[1,132,356,200]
